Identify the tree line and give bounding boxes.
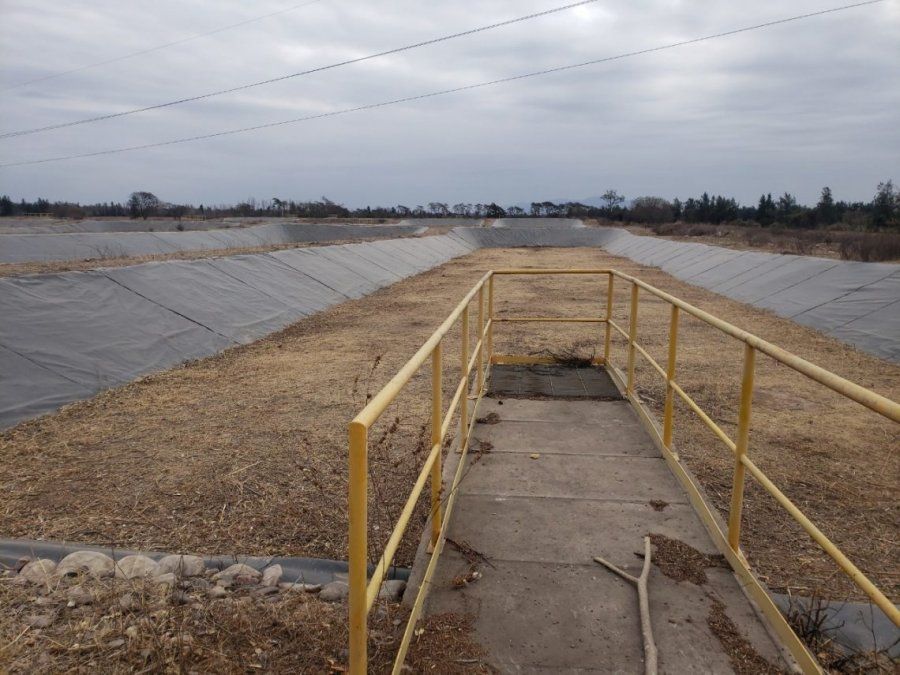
[1,180,897,230]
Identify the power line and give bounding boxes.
[0,0,327,92]
[0,1,883,169]
[0,0,601,140]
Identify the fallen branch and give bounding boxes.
[594,536,657,675]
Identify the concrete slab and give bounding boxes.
[471,417,656,457]
[427,551,783,673]
[459,452,687,503]
[413,377,791,672]
[477,397,640,426]
[446,496,714,563]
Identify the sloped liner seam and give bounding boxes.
[101,272,236,343]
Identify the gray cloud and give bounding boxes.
[0,0,897,207]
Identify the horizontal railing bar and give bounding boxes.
[741,455,900,626]
[611,271,900,423]
[632,341,667,380]
[492,268,613,275]
[670,380,737,452]
[353,273,491,428]
[365,440,442,611]
[608,318,629,339]
[494,316,605,323]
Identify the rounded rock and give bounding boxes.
[157,554,205,578]
[56,551,114,578]
[66,584,94,607]
[319,581,349,603]
[213,563,260,585]
[378,579,407,603]
[155,572,177,588]
[208,585,228,599]
[19,559,57,585]
[114,555,160,580]
[279,582,322,593]
[260,564,283,587]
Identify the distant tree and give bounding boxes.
[601,190,625,214]
[756,193,776,226]
[168,204,187,220]
[629,196,674,224]
[128,191,160,219]
[427,202,450,217]
[452,203,472,217]
[0,195,12,216]
[698,193,712,222]
[776,193,797,222]
[272,197,285,215]
[871,180,898,229]
[672,198,683,220]
[485,202,506,218]
[816,187,837,225]
[506,206,526,217]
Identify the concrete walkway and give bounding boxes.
[411,366,791,673]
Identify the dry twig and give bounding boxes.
[594,536,657,675]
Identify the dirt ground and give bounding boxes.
[1,247,897,609]
[0,572,489,673]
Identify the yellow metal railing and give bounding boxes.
[348,268,899,674]
[348,272,492,674]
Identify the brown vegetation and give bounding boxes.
[618,221,900,262]
[1,247,897,607]
[0,572,487,673]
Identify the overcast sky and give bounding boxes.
[0,0,898,208]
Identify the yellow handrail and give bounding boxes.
[613,270,900,422]
[348,268,899,675]
[348,272,491,673]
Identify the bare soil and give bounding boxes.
[1,247,897,610]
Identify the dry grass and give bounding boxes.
[0,572,488,673]
[1,247,897,612]
[611,222,900,262]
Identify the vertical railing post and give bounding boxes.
[603,272,614,365]
[476,286,485,396]
[663,305,679,454]
[460,305,470,450]
[727,344,756,554]
[626,283,639,395]
[348,421,369,674]
[430,343,442,550]
[487,275,494,364]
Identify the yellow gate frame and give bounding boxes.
[348,269,900,674]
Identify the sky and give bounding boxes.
[0,0,898,208]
